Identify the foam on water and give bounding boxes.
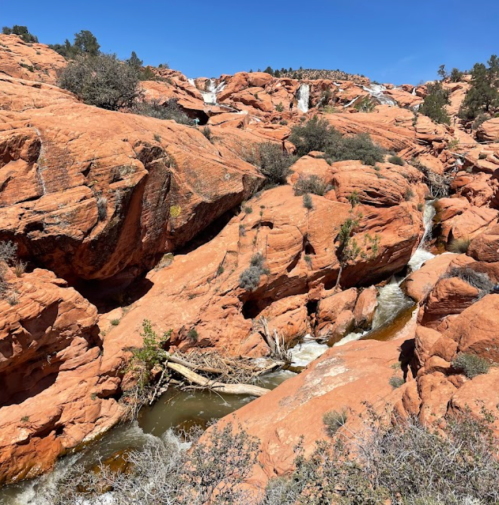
[362,84,397,106]
[290,334,329,367]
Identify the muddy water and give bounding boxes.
[0,201,437,504]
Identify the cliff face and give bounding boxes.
[1,34,499,487]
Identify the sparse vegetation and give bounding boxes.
[2,25,38,43]
[445,265,494,297]
[347,190,360,207]
[0,241,17,299]
[187,328,199,342]
[302,193,313,210]
[323,409,348,436]
[110,319,120,326]
[452,352,490,378]
[201,126,213,142]
[447,237,471,253]
[45,411,499,505]
[275,102,284,112]
[59,53,141,111]
[239,253,269,291]
[388,155,404,166]
[404,187,414,201]
[132,99,194,125]
[126,320,171,390]
[389,376,405,389]
[243,143,296,188]
[293,174,330,196]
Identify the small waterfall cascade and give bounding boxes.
[188,78,226,105]
[407,200,436,273]
[297,83,310,112]
[337,200,436,345]
[362,83,397,106]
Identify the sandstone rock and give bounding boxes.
[419,277,480,329]
[0,268,124,485]
[353,286,378,328]
[0,77,264,283]
[477,118,499,143]
[0,34,66,85]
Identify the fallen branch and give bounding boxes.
[166,362,270,397]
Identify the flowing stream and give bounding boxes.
[1,201,436,504]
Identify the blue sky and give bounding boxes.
[2,0,498,84]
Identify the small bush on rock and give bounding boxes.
[452,352,490,378]
[2,25,38,43]
[448,237,471,253]
[132,99,194,125]
[445,266,494,297]
[58,53,141,111]
[239,253,269,291]
[244,143,296,187]
[294,175,330,196]
[323,410,348,436]
[326,132,385,166]
[388,155,405,166]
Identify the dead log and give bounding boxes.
[166,362,270,397]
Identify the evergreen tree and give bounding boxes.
[420,82,451,125]
[127,51,143,69]
[73,30,100,56]
[264,66,273,75]
[437,64,448,80]
[459,56,499,120]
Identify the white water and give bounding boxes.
[5,423,158,504]
[336,200,436,346]
[362,84,397,106]
[297,83,310,113]
[189,78,226,105]
[290,334,329,367]
[343,95,361,108]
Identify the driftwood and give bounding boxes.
[166,362,270,397]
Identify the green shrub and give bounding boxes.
[293,175,330,196]
[132,99,194,125]
[347,190,360,207]
[50,30,100,59]
[450,67,464,83]
[452,352,490,378]
[323,410,348,436]
[110,319,120,326]
[303,193,313,210]
[0,241,17,299]
[2,25,38,43]
[187,328,199,342]
[275,102,284,112]
[405,187,414,201]
[420,82,451,125]
[201,126,213,142]
[58,53,140,111]
[445,266,494,297]
[244,143,296,187]
[239,253,269,291]
[388,155,404,166]
[289,115,338,156]
[389,376,405,389]
[447,237,471,254]
[326,132,385,166]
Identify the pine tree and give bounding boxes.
[420,82,451,125]
[459,56,499,121]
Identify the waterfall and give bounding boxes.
[362,84,397,106]
[337,200,436,345]
[407,200,436,273]
[190,79,226,105]
[297,83,310,113]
